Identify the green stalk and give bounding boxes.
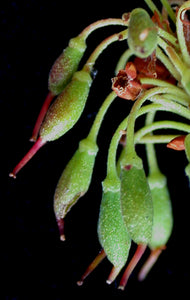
[160,0,176,23]
[123,87,176,161]
[144,0,162,19]
[176,0,190,67]
[136,134,179,144]
[79,18,129,40]
[83,29,128,74]
[140,78,190,105]
[115,48,133,74]
[106,95,190,184]
[158,37,186,76]
[87,92,117,144]
[150,95,190,118]
[156,47,181,81]
[145,112,160,175]
[158,28,179,49]
[135,120,190,143]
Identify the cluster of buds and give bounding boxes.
[10,0,190,291]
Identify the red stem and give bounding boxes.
[77,249,106,286]
[30,91,55,142]
[118,244,147,290]
[9,137,46,178]
[138,247,164,281]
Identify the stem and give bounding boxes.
[156,47,181,81]
[136,134,179,144]
[144,0,163,19]
[176,0,190,67]
[108,98,187,179]
[158,36,186,76]
[115,48,134,74]
[150,95,190,117]
[118,244,147,290]
[79,18,129,40]
[160,0,176,23]
[158,27,179,49]
[9,137,46,178]
[135,120,190,143]
[138,248,163,281]
[139,78,190,104]
[87,92,117,144]
[83,29,128,73]
[124,87,175,160]
[77,249,106,286]
[106,115,129,186]
[145,112,160,175]
[30,91,55,142]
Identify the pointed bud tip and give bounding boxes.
[118,285,125,291]
[60,234,66,242]
[106,279,112,285]
[76,280,83,286]
[9,172,16,179]
[29,136,37,142]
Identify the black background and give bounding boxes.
[1,0,190,297]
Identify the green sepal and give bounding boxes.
[128,8,157,58]
[54,138,98,221]
[120,155,153,245]
[48,36,86,95]
[98,187,131,269]
[148,172,173,250]
[40,70,92,142]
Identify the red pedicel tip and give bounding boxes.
[9,137,46,179]
[56,218,66,241]
[77,249,106,286]
[106,265,122,285]
[118,244,147,290]
[30,91,55,142]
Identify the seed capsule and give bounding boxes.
[97,179,131,283]
[54,138,98,240]
[120,156,153,245]
[9,70,92,178]
[48,36,86,95]
[40,70,92,142]
[138,172,173,281]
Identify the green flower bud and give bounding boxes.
[48,36,86,95]
[128,8,157,58]
[120,155,153,245]
[40,70,92,142]
[97,181,131,273]
[54,138,98,240]
[148,173,173,250]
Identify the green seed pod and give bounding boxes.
[40,70,92,142]
[128,8,157,58]
[120,155,153,245]
[148,172,173,250]
[54,138,98,239]
[48,36,86,95]
[97,181,131,271]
